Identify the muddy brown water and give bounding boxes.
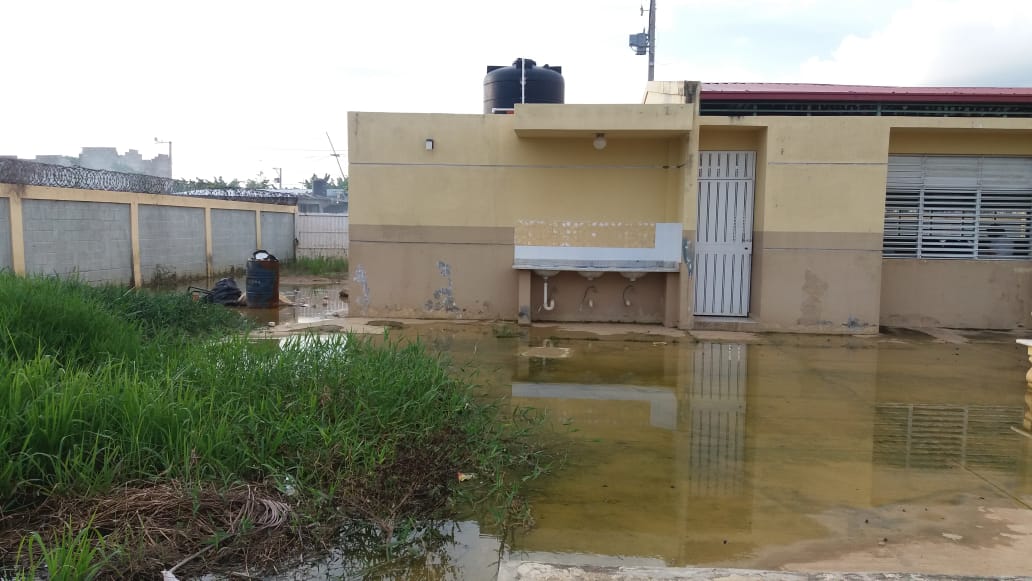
[229,291,1032,579]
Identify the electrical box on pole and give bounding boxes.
[627,0,656,81]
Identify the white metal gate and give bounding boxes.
[295,213,349,258]
[694,151,755,316]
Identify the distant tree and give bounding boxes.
[246,178,271,189]
[180,176,242,190]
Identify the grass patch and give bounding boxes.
[0,273,246,366]
[284,256,348,277]
[0,273,553,577]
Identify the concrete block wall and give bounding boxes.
[0,198,11,271]
[22,199,132,284]
[260,211,295,261]
[1,183,295,286]
[211,208,257,272]
[139,205,207,282]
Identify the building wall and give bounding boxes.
[881,259,1032,329]
[211,209,257,272]
[879,127,1032,329]
[350,102,1032,331]
[260,211,295,262]
[697,118,888,333]
[22,199,133,284]
[694,117,1032,332]
[348,111,686,320]
[0,198,12,271]
[0,183,295,286]
[349,226,514,318]
[139,205,207,282]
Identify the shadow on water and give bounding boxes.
[269,328,1032,579]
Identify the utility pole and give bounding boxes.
[628,0,657,82]
[273,167,283,188]
[647,0,656,82]
[326,132,346,182]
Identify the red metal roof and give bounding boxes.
[700,83,1032,103]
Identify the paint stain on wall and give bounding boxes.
[353,265,371,316]
[425,260,460,313]
[798,269,828,326]
[515,220,656,248]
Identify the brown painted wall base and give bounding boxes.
[348,240,517,320]
[751,248,882,334]
[880,259,1032,329]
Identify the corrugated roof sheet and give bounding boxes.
[700,83,1032,103]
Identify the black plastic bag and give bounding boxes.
[205,277,242,305]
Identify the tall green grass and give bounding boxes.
[0,273,550,575]
[0,273,246,366]
[14,521,110,581]
[284,256,348,276]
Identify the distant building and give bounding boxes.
[25,147,171,177]
[297,187,348,214]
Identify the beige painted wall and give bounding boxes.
[348,111,687,321]
[350,105,1032,330]
[889,128,1032,155]
[697,118,888,332]
[698,117,1032,332]
[349,112,684,228]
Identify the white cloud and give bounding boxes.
[1,0,1029,183]
[798,0,1032,85]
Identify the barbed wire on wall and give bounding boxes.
[0,159,297,206]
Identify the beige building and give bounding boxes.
[347,81,1032,333]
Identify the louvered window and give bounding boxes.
[884,156,1032,259]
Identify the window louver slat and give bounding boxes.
[883,156,1032,260]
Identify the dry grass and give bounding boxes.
[0,481,305,578]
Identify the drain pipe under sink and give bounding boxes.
[542,277,555,311]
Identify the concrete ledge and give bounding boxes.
[498,562,1030,581]
[513,104,693,137]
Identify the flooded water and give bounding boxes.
[244,285,347,326]
[265,323,1032,579]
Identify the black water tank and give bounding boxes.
[484,58,564,114]
[312,178,327,197]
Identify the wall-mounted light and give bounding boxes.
[425,138,434,151]
[592,133,607,150]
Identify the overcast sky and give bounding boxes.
[2,0,1031,186]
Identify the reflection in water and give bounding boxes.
[687,343,747,497]
[505,336,1028,571]
[244,285,347,326]
[874,404,1022,470]
[277,330,1031,578]
[512,384,677,430]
